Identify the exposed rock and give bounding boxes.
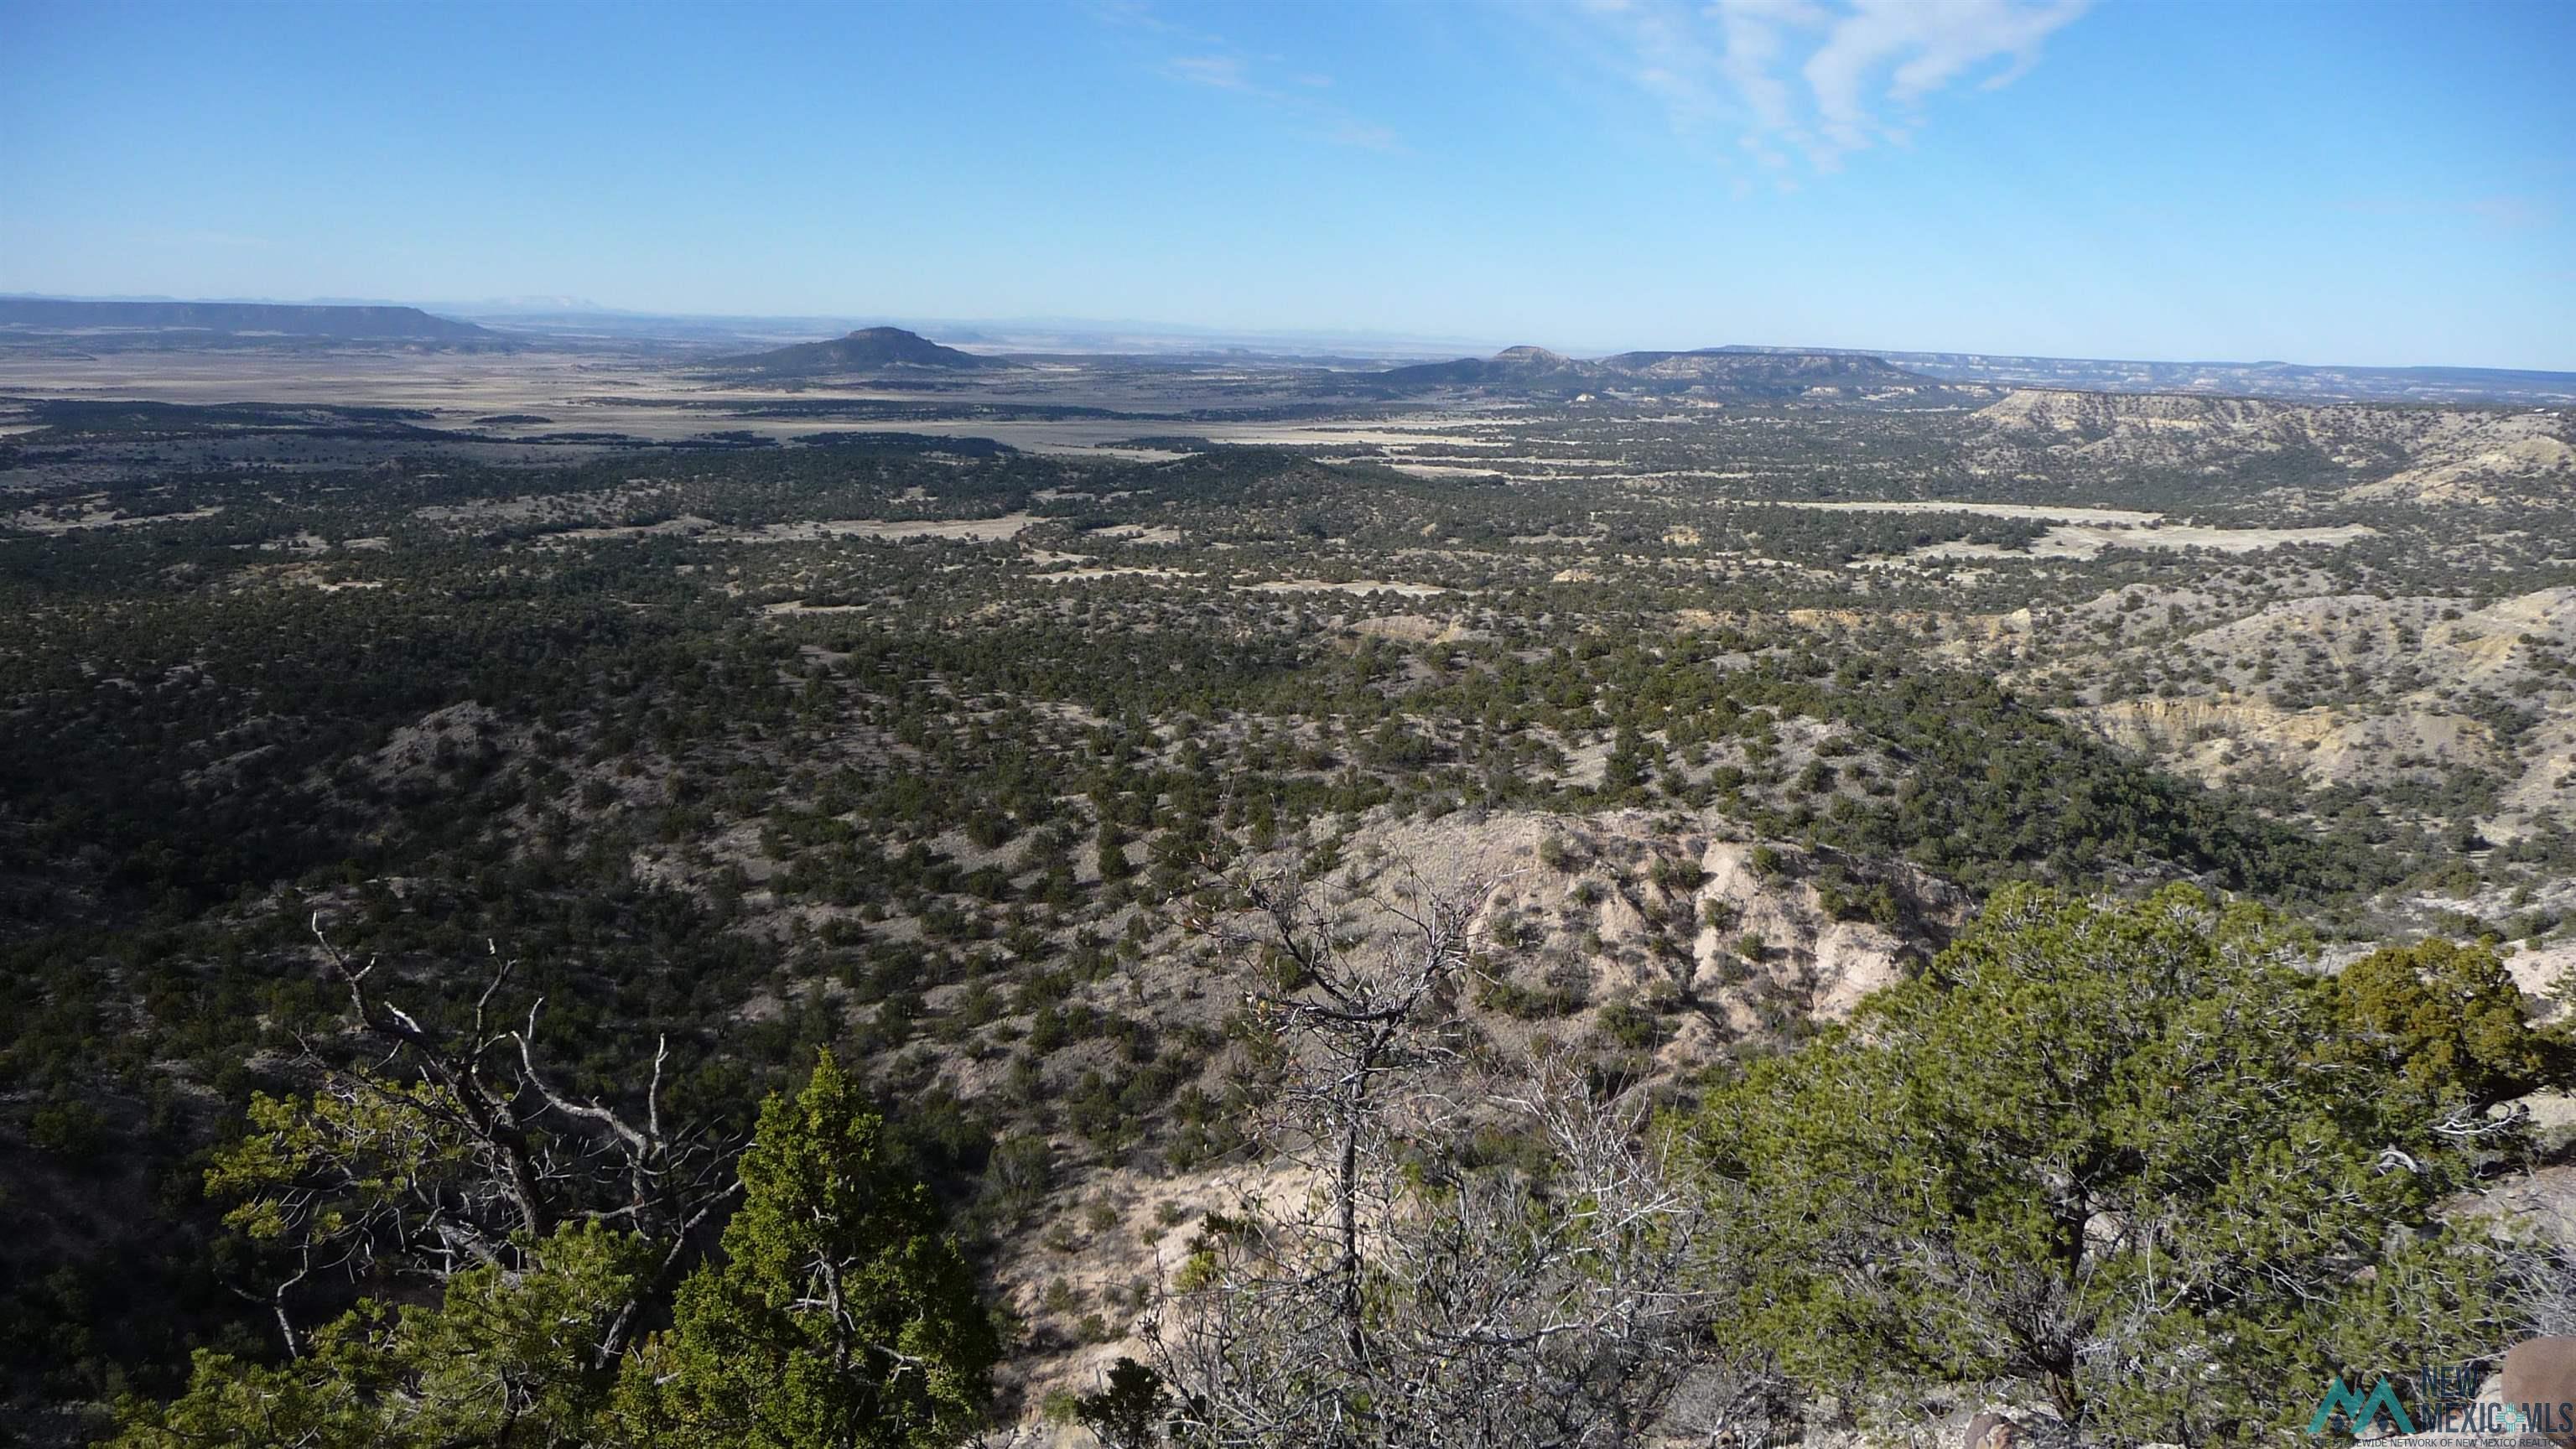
[1970,389,2575,504]
[2501,1338,2576,1446]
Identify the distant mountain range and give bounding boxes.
[713,327,1006,375]
[1373,345,1938,398]
[1714,345,2576,408]
[0,298,491,341]
[8,292,2565,407]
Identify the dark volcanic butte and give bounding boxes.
[714,326,1006,376]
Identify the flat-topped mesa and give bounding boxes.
[0,298,491,340]
[1373,341,1935,397]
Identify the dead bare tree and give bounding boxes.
[1201,861,1483,1359]
[2501,1176,2576,1340]
[1150,860,1735,1448]
[209,912,740,1363]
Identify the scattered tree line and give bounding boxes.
[106,882,2573,1448]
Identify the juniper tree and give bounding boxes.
[1691,884,2561,1446]
[108,1221,651,1449]
[610,1051,997,1449]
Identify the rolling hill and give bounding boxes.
[714,325,1007,375]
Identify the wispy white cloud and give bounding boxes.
[1111,3,1400,152]
[1325,117,1400,152]
[1584,0,2086,171]
[1167,55,1254,92]
[1164,50,1398,151]
[1716,0,1823,135]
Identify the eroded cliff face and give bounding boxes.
[1984,585,2576,844]
[1970,388,2575,503]
[980,804,1968,1419]
[2080,693,2504,787]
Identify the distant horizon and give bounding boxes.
[11,288,2576,380]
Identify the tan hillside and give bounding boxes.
[1971,387,2575,502]
[2003,585,2576,842]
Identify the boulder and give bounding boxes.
[2503,1338,2576,1446]
[1964,1410,2019,1449]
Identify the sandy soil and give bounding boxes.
[533,512,1041,546]
[1034,566,1198,582]
[8,502,226,532]
[1907,522,2377,562]
[1239,579,1458,597]
[1789,500,2166,526]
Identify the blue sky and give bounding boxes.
[3,0,2570,368]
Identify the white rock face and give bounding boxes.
[1969,389,2576,505]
